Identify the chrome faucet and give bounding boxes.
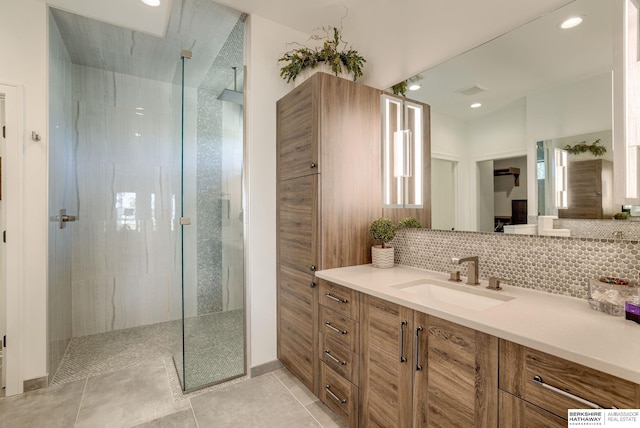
[451,256,479,285]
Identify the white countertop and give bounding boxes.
[315,264,640,384]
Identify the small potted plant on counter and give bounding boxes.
[369,218,397,269]
[398,216,422,229]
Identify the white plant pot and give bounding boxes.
[371,245,394,269]
[294,64,351,87]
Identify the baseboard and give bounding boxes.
[250,359,283,377]
[23,376,48,392]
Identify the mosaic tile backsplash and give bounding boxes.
[392,228,640,299]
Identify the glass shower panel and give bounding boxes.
[173,50,246,392]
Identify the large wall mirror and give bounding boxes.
[394,0,640,238]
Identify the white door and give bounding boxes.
[431,158,457,230]
[477,160,495,232]
[0,93,6,390]
[0,83,25,396]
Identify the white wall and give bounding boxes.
[0,0,48,381]
[245,15,308,368]
[526,72,612,215]
[430,112,468,230]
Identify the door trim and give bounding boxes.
[1,81,25,396]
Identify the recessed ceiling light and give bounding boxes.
[470,103,482,109]
[560,16,583,29]
[134,132,142,137]
[141,0,161,7]
[135,107,144,110]
[135,112,144,116]
[408,84,421,91]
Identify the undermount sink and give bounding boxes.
[391,279,514,311]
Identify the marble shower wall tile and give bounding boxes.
[72,65,186,335]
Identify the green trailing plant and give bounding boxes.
[614,212,629,220]
[398,216,422,228]
[391,80,408,97]
[278,25,366,83]
[563,139,607,157]
[369,218,397,248]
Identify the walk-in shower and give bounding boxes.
[47,0,246,392]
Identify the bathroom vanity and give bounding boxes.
[313,264,640,427]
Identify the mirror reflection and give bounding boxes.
[394,0,640,237]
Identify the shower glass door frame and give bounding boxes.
[174,49,247,392]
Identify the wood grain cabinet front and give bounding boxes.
[426,317,498,428]
[320,362,359,427]
[276,72,382,397]
[277,265,317,392]
[499,390,566,428]
[500,340,640,422]
[359,294,417,428]
[317,280,361,427]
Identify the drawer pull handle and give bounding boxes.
[532,375,605,409]
[414,326,424,371]
[325,350,347,366]
[325,293,348,304]
[325,385,347,404]
[325,322,347,335]
[309,282,316,288]
[310,162,317,169]
[399,320,408,363]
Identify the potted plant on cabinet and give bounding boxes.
[369,218,397,268]
[278,25,366,85]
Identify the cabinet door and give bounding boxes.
[412,311,429,427]
[427,317,498,428]
[277,175,319,274]
[276,78,319,181]
[277,265,317,392]
[360,294,414,428]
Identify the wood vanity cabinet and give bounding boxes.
[318,279,360,427]
[426,317,498,427]
[276,72,382,395]
[359,294,418,428]
[359,295,497,428]
[499,340,640,426]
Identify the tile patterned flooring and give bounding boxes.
[52,311,244,391]
[0,365,346,428]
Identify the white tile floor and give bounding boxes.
[0,364,345,428]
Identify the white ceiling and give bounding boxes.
[44,0,574,89]
[410,0,612,121]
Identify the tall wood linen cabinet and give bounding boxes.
[276,72,382,396]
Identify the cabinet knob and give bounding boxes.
[310,162,317,169]
[310,265,316,272]
[309,281,316,288]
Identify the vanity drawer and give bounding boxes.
[319,332,359,385]
[319,279,359,320]
[320,362,358,428]
[319,306,359,353]
[500,340,640,419]
[499,390,566,428]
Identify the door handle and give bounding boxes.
[57,209,77,229]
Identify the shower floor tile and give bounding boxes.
[52,310,244,392]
